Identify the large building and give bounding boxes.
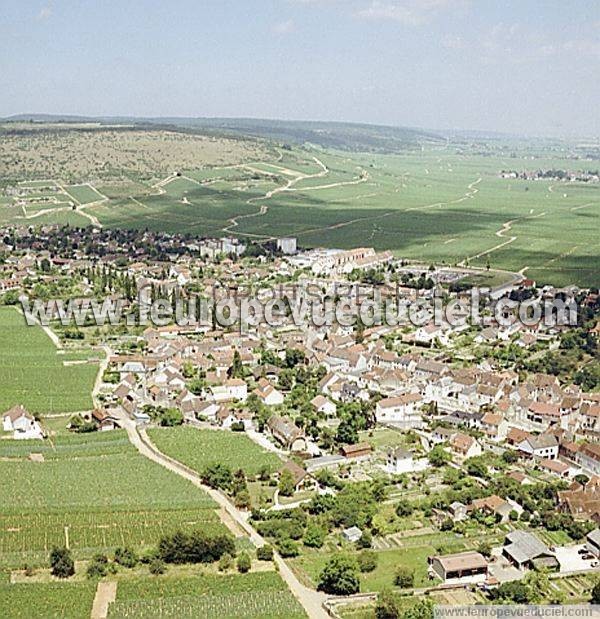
[429,551,488,584]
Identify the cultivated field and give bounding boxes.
[0,431,223,567]
[0,307,98,413]
[0,581,96,619]
[2,124,599,286]
[108,572,306,618]
[147,427,281,477]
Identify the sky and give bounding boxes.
[1,0,599,137]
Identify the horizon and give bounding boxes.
[2,0,599,138]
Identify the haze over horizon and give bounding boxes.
[2,0,599,138]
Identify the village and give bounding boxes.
[1,223,599,613]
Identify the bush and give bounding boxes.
[50,547,75,579]
[114,547,137,568]
[376,588,401,619]
[218,553,234,572]
[149,559,166,575]
[357,550,378,573]
[86,554,108,579]
[160,408,183,427]
[277,538,300,558]
[303,524,325,548]
[357,530,373,548]
[237,551,251,573]
[256,545,274,561]
[394,565,414,588]
[158,530,236,564]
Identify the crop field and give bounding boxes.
[108,572,306,618]
[0,307,98,413]
[0,431,224,566]
[2,126,599,286]
[147,427,281,477]
[0,581,96,619]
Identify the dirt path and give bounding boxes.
[221,155,330,238]
[459,211,546,267]
[113,412,329,618]
[405,177,481,212]
[90,581,117,619]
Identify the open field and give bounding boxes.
[2,124,599,286]
[108,571,306,618]
[147,427,281,477]
[0,307,98,413]
[0,581,96,619]
[0,431,224,566]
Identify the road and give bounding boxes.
[113,410,329,619]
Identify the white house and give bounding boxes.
[375,393,423,429]
[2,405,43,440]
[211,378,248,403]
[517,434,559,460]
[310,395,337,417]
[253,378,284,406]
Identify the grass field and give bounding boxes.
[0,581,97,619]
[147,427,281,477]
[108,572,306,618]
[0,431,224,566]
[0,307,98,413]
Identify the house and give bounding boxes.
[575,443,600,475]
[449,501,468,522]
[502,531,559,571]
[468,495,513,522]
[517,434,559,460]
[428,551,488,584]
[450,432,482,458]
[479,412,509,442]
[385,447,420,474]
[267,416,307,451]
[91,409,120,432]
[340,442,372,461]
[537,458,570,478]
[586,529,600,558]
[557,477,600,523]
[253,378,284,406]
[342,526,362,543]
[278,461,310,492]
[375,393,423,429]
[211,378,248,403]
[2,405,43,440]
[310,395,336,417]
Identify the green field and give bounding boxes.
[0,307,98,413]
[147,427,281,477]
[0,431,224,566]
[0,581,96,619]
[108,572,306,618]
[3,137,599,286]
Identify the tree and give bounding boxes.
[477,541,492,558]
[303,524,325,548]
[318,554,360,595]
[256,545,274,561]
[201,463,233,490]
[403,599,434,619]
[591,580,600,604]
[160,408,183,427]
[394,565,414,588]
[50,547,75,579]
[237,551,251,573]
[149,559,166,575]
[218,553,233,572]
[277,538,300,557]
[228,350,244,379]
[376,589,401,619]
[278,469,296,497]
[395,500,414,517]
[428,445,451,467]
[336,418,358,445]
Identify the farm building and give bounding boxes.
[502,531,559,571]
[429,551,488,584]
[2,405,43,440]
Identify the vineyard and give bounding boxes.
[147,427,281,477]
[0,581,96,619]
[0,431,224,565]
[0,307,97,413]
[109,572,306,619]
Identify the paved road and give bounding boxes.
[114,411,329,619]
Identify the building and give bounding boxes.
[575,443,600,475]
[253,378,284,406]
[342,526,363,543]
[340,442,372,461]
[517,434,559,460]
[386,447,421,474]
[277,237,297,255]
[586,529,600,558]
[91,409,120,432]
[502,531,559,571]
[267,416,307,451]
[429,551,488,584]
[310,395,337,417]
[375,393,423,429]
[2,405,43,440]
